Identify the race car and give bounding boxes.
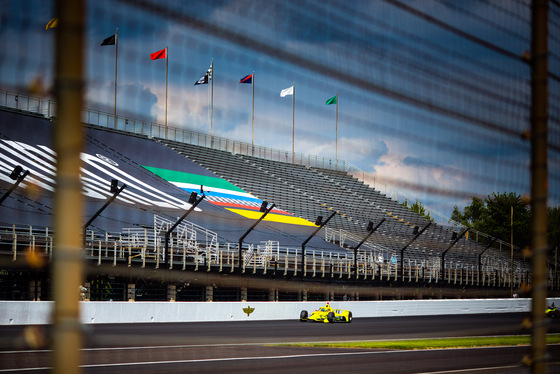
[546,303,559,318]
[299,302,352,323]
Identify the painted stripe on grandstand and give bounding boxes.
[174,181,258,200]
[143,165,261,202]
[142,165,306,224]
[207,196,260,204]
[142,166,247,194]
[211,201,291,215]
[226,208,316,226]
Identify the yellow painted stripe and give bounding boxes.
[226,208,317,227]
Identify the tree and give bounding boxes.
[451,196,486,231]
[403,199,433,221]
[548,206,560,258]
[450,192,530,248]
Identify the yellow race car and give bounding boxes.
[299,302,352,323]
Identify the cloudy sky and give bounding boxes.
[1,0,558,220]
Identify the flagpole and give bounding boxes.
[335,93,338,170]
[292,83,295,163]
[210,59,214,146]
[165,46,168,139]
[113,28,118,129]
[251,71,255,155]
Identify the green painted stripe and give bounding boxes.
[142,165,246,193]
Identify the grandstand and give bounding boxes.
[3,3,559,373]
[1,92,551,302]
[1,0,558,305]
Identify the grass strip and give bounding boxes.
[277,335,560,350]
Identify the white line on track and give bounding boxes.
[413,365,521,373]
[2,345,558,372]
[414,362,560,374]
[0,351,376,372]
[0,346,539,372]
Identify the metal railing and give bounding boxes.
[0,89,357,173]
[0,88,530,280]
[1,223,548,291]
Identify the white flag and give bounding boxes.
[280,85,294,97]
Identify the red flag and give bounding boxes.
[150,48,166,60]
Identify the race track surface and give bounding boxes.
[1,313,559,373]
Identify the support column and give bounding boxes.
[167,284,176,302]
[268,288,278,301]
[240,287,247,302]
[205,285,213,302]
[29,281,41,301]
[529,4,549,373]
[51,1,86,373]
[127,284,135,301]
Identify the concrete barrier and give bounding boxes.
[1,298,558,325]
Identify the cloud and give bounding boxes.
[354,137,484,218]
[373,145,471,194]
[85,81,157,121]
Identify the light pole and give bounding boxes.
[164,191,205,267]
[83,179,126,239]
[400,222,430,280]
[301,211,337,276]
[0,166,30,206]
[238,201,275,273]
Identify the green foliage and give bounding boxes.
[451,192,531,248]
[402,199,433,222]
[450,196,486,231]
[549,206,560,254]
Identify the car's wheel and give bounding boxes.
[327,311,335,323]
[347,311,352,323]
[300,310,308,321]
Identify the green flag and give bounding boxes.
[326,96,337,105]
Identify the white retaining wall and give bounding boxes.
[1,298,559,325]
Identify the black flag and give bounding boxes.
[101,34,116,46]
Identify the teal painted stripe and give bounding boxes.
[142,165,246,193]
